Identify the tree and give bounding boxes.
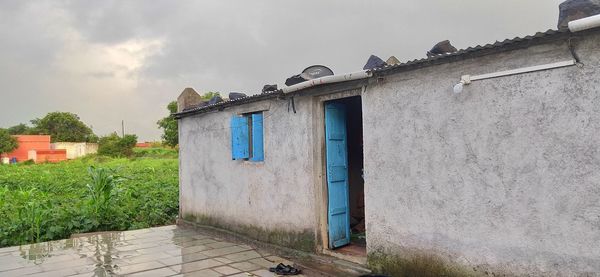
[98,133,137,157]
[0,129,18,156]
[201,91,220,100]
[157,101,178,147]
[7,123,32,135]
[31,112,97,142]
[157,92,219,147]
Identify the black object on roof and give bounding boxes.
[558,0,600,30]
[285,74,307,86]
[363,55,387,70]
[427,40,458,57]
[228,92,247,101]
[262,84,278,93]
[208,95,223,105]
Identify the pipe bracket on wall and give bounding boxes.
[287,96,296,114]
[567,38,584,66]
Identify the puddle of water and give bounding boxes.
[1,226,281,276]
[16,231,126,274]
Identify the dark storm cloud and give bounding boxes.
[0,1,562,140]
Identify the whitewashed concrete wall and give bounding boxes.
[51,142,98,159]
[362,32,600,275]
[179,97,316,235]
[179,30,600,275]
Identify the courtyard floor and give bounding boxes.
[0,225,313,277]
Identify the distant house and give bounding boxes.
[27,149,68,163]
[6,135,50,162]
[135,142,153,148]
[50,142,98,160]
[175,19,600,276]
[4,135,67,163]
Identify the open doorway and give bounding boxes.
[324,96,365,257]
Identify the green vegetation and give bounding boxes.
[8,112,98,142]
[134,147,178,159]
[157,101,179,147]
[31,112,98,142]
[0,148,178,247]
[98,133,138,157]
[7,123,32,135]
[0,128,18,156]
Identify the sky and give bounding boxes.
[0,0,563,141]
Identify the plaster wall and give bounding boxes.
[362,32,600,275]
[179,97,316,234]
[51,142,98,159]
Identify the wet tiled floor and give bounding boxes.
[0,225,306,276]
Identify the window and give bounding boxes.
[231,112,264,161]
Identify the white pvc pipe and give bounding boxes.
[568,14,600,32]
[282,70,371,94]
[462,60,576,84]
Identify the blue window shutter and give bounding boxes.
[251,113,264,161]
[231,115,249,160]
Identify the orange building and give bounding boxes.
[29,149,68,163]
[135,142,153,148]
[3,135,67,163]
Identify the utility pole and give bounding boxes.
[121,120,125,137]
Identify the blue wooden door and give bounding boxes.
[325,102,350,249]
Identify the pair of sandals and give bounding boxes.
[269,263,302,275]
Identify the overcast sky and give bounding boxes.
[0,0,562,141]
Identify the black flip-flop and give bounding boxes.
[269,263,302,275]
[269,263,286,273]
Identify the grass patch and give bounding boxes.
[133,147,179,159]
[0,151,178,247]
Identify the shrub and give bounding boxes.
[98,133,137,157]
[86,167,123,229]
[0,128,18,157]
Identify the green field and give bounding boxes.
[0,148,179,247]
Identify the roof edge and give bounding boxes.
[371,29,576,76]
[174,90,282,119]
[175,27,600,119]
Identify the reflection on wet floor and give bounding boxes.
[0,225,302,276]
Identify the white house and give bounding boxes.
[176,19,600,276]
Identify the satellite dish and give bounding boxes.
[300,65,334,80]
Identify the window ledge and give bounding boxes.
[241,160,264,166]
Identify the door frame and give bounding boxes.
[311,88,363,254]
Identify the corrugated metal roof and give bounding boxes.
[371,29,571,75]
[176,28,583,118]
[175,89,281,119]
